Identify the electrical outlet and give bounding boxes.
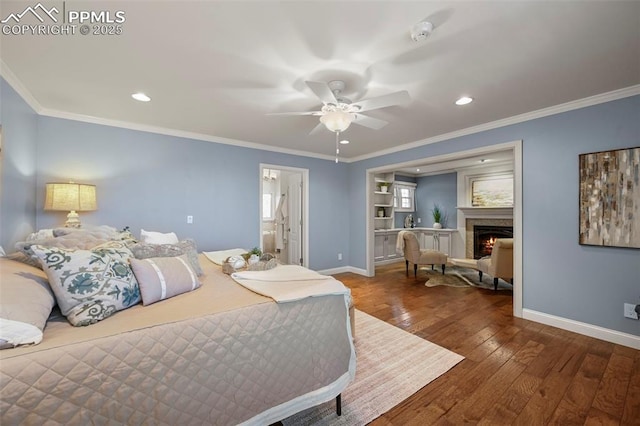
[417,217,421,224]
[338,253,342,261]
[623,303,639,320]
[187,215,193,224]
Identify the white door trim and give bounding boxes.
[259,164,309,268]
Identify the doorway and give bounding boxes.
[259,164,309,267]
[365,140,523,317]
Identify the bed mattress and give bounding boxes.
[0,255,355,425]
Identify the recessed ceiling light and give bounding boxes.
[339,139,350,145]
[479,158,489,163]
[132,92,151,102]
[416,168,420,172]
[455,96,473,106]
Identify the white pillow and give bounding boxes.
[140,229,179,245]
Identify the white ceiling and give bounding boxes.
[1,1,639,161]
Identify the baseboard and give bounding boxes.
[522,309,640,350]
[318,266,369,276]
[375,258,404,266]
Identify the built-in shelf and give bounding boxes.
[374,172,395,232]
[457,206,513,219]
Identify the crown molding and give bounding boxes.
[38,107,338,162]
[350,84,640,163]
[2,58,637,164]
[1,60,339,162]
[0,59,43,114]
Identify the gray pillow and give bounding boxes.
[130,239,203,276]
[130,254,201,305]
[15,226,138,268]
[0,258,56,348]
[5,251,42,269]
[52,225,119,239]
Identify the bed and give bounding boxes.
[0,252,356,425]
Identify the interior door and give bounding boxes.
[287,173,302,265]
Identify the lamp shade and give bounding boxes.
[320,110,354,132]
[44,183,97,212]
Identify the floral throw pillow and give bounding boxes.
[31,241,141,326]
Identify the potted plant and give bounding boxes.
[379,182,390,193]
[432,204,444,229]
[242,246,263,261]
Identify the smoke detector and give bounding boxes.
[410,20,434,42]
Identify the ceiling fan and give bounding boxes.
[268,80,410,135]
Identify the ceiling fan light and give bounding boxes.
[320,110,353,132]
[131,92,151,102]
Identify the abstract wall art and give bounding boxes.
[579,147,640,249]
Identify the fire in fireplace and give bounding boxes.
[473,225,513,259]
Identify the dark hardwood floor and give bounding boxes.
[334,262,640,425]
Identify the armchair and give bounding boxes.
[477,238,514,290]
[399,231,448,277]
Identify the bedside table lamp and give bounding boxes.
[44,182,97,228]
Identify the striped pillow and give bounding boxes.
[130,254,200,305]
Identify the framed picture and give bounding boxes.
[470,175,514,207]
[579,147,640,248]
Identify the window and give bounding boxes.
[262,193,273,219]
[394,182,416,212]
[470,175,513,207]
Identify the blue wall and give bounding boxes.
[415,172,457,229]
[32,116,350,271]
[0,80,38,250]
[2,74,638,337]
[348,95,640,336]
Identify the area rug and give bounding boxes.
[422,265,513,291]
[282,310,464,425]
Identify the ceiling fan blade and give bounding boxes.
[353,114,388,130]
[308,121,326,135]
[305,81,338,104]
[266,111,322,116]
[352,90,410,112]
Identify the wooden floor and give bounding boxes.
[334,262,640,426]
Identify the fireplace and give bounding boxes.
[473,225,513,259]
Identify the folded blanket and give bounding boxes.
[231,265,349,303]
[204,248,247,265]
[0,318,43,349]
[396,230,410,255]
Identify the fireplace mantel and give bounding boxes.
[457,206,513,219]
